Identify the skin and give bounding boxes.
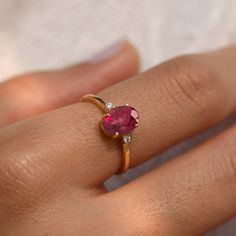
[0,41,236,235]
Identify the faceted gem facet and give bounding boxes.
[101,106,139,137]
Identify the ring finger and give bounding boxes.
[0,46,236,190]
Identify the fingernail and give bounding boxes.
[90,40,127,63]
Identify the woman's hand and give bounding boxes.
[1,42,236,235]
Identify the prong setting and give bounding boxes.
[112,132,119,139]
[103,113,110,118]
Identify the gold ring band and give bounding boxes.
[81,94,139,174]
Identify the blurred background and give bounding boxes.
[1,0,236,235]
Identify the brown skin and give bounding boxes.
[0,41,236,235]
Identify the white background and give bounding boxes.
[0,1,236,235]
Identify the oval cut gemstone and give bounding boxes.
[102,106,139,137]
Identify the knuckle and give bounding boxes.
[0,154,38,197]
[0,150,53,210]
[165,54,226,121]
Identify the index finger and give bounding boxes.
[0,41,139,127]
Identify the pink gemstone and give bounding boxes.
[102,106,139,137]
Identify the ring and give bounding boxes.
[81,94,139,174]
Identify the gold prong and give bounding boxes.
[112,132,119,139]
[103,113,110,118]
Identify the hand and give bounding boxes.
[1,42,236,235]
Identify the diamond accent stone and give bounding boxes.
[122,135,131,143]
[105,102,114,110]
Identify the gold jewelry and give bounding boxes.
[81,94,139,174]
